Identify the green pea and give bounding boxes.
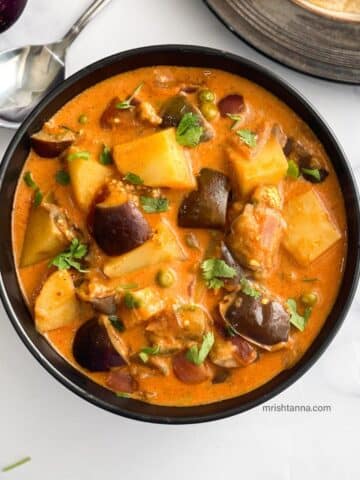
[301,292,318,307]
[156,269,176,288]
[78,114,88,125]
[200,102,218,121]
[198,89,216,103]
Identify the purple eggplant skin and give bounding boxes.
[73,317,125,372]
[0,0,27,33]
[225,293,290,346]
[178,168,230,229]
[93,201,151,256]
[283,137,329,183]
[90,295,117,315]
[218,94,245,117]
[160,94,213,142]
[30,129,75,158]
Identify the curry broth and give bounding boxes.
[12,67,347,406]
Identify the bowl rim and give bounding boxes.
[1,44,359,424]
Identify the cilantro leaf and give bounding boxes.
[108,315,125,332]
[99,145,113,165]
[49,238,88,272]
[23,171,43,207]
[186,332,215,365]
[124,172,144,185]
[176,112,204,147]
[55,170,70,185]
[301,167,321,181]
[226,113,242,130]
[201,258,237,289]
[116,83,144,110]
[286,298,312,332]
[140,196,169,213]
[287,159,300,179]
[67,151,90,161]
[139,345,161,363]
[124,292,141,309]
[240,278,261,299]
[236,129,257,147]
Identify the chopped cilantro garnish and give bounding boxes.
[124,172,144,185]
[55,170,70,185]
[186,332,215,365]
[49,238,88,272]
[140,195,169,213]
[124,292,141,309]
[109,315,125,332]
[286,298,312,332]
[240,278,261,299]
[201,258,237,289]
[115,83,144,110]
[301,167,321,181]
[236,129,257,147]
[23,171,43,206]
[287,159,300,179]
[139,345,161,363]
[226,113,242,130]
[99,145,113,165]
[67,151,90,161]
[176,112,204,147]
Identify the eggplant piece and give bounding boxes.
[92,201,151,256]
[172,352,212,384]
[100,97,138,129]
[218,94,245,117]
[90,295,117,315]
[106,368,138,393]
[31,129,75,158]
[73,317,125,372]
[283,138,329,183]
[223,292,290,347]
[160,94,213,142]
[178,168,230,229]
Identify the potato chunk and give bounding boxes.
[68,158,112,211]
[20,205,68,267]
[35,270,91,333]
[113,128,196,189]
[121,288,165,328]
[283,189,341,266]
[103,221,186,278]
[227,135,288,197]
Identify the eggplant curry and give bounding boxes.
[12,67,346,406]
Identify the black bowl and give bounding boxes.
[0,45,359,424]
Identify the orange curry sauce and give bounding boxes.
[12,67,347,406]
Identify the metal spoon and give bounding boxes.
[0,0,113,129]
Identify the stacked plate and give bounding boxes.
[205,0,360,83]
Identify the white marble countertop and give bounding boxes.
[0,1,360,478]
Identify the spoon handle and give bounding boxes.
[62,0,113,46]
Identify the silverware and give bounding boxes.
[0,0,113,129]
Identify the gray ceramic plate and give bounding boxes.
[204,0,360,84]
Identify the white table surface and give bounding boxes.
[1,1,360,478]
